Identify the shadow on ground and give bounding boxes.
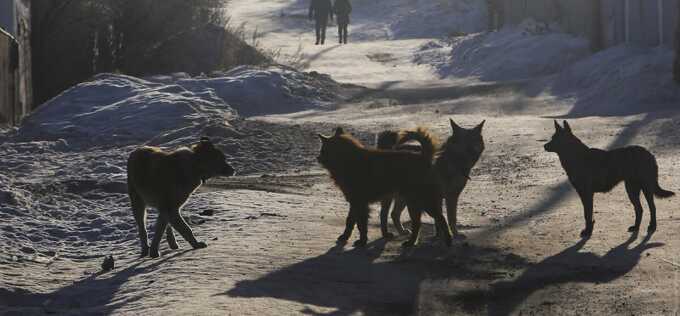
[222,227,528,316]
[0,251,189,315]
[453,233,662,315]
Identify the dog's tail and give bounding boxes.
[655,184,675,198]
[397,127,438,162]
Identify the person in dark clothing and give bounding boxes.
[309,0,334,45]
[333,0,352,44]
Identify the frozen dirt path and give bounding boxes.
[2,1,680,315]
[228,0,453,87]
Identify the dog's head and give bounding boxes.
[192,137,235,181]
[544,120,580,153]
[317,127,360,169]
[443,119,486,159]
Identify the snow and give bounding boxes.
[16,66,340,149]
[2,0,680,314]
[350,0,488,40]
[413,19,679,116]
[414,20,592,81]
[545,45,680,116]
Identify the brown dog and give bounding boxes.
[380,119,486,239]
[127,137,235,257]
[545,120,674,237]
[317,127,451,247]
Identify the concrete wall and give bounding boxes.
[501,0,680,50]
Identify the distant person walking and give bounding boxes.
[309,0,334,45]
[333,0,352,44]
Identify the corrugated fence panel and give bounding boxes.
[663,0,679,46]
[501,0,680,49]
[0,32,13,124]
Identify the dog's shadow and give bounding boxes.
[462,233,664,315]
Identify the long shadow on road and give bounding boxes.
[222,233,527,315]
[485,233,663,315]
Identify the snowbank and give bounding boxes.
[17,73,234,148]
[348,0,487,40]
[17,66,341,148]
[546,46,680,116]
[170,66,341,117]
[415,20,591,81]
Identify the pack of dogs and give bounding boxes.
[128,120,674,257]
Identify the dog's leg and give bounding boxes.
[337,206,356,242]
[353,204,370,247]
[379,198,394,239]
[445,190,465,239]
[391,196,410,235]
[642,186,657,233]
[403,206,422,247]
[428,202,452,247]
[577,189,595,238]
[625,181,643,233]
[130,189,149,257]
[167,210,207,250]
[149,213,169,258]
[166,226,179,250]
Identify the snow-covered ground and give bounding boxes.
[2,0,680,315]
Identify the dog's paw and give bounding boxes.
[150,248,160,258]
[580,228,592,238]
[353,239,367,247]
[337,233,351,242]
[398,229,411,236]
[140,246,150,258]
[647,223,657,233]
[192,241,208,249]
[627,225,640,233]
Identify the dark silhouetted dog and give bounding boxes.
[379,119,486,239]
[127,137,235,257]
[317,127,451,247]
[544,120,674,237]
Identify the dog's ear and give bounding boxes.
[554,120,562,132]
[318,134,330,142]
[450,118,461,132]
[334,127,345,136]
[474,120,485,133]
[562,120,572,133]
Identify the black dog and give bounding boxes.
[544,120,674,237]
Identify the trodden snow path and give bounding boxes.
[2,0,680,315]
[227,0,480,87]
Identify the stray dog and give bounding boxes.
[127,137,235,257]
[544,120,674,237]
[317,127,451,247]
[379,119,486,239]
